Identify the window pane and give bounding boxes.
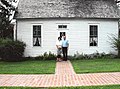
[33,37,41,46]
[38,26,41,31]
[94,29,97,36]
[63,25,67,28]
[90,37,97,46]
[94,26,97,30]
[58,25,67,28]
[33,30,36,35]
[89,25,98,46]
[90,29,94,36]
[33,25,41,46]
[38,31,41,35]
[60,32,66,37]
[58,25,62,28]
[33,26,36,30]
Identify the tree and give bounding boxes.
[0,0,16,38]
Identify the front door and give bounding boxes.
[57,25,68,39]
[58,30,68,40]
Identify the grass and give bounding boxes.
[71,58,120,73]
[0,85,120,89]
[0,60,56,74]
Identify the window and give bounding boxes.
[89,25,98,46]
[58,25,67,29]
[33,25,41,46]
[60,32,66,38]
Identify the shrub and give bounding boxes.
[34,52,56,60]
[0,38,12,59]
[0,39,26,62]
[69,52,117,60]
[73,52,85,60]
[109,34,120,58]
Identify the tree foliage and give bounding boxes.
[0,0,16,38]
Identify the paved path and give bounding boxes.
[0,60,120,87]
[55,60,76,75]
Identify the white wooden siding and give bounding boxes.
[17,19,118,57]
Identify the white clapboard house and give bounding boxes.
[15,0,120,57]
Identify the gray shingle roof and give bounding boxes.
[16,0,120,19]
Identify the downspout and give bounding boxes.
[14,20,17,41]
[11,0,19,41]
[13,20,17,41]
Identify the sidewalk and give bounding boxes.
[0,60,120,87]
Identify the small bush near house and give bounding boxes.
[109,34,120,58]
[111,36,120,58]
[0,38,26,62]
[69,51,117,60]
[34,52,57,60]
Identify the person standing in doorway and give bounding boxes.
[62,36,69,61]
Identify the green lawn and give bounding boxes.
[0,85,120,89]
[71,58,120,73]
[0,60,56,74]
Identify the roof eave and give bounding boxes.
[15,17,120,20]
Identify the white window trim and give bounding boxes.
[56,23,69,30]
[57,23,69,40]
[31,23,43,47]
[88,23,99,47]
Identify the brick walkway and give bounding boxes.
[0,60,120,87]
[55,60,76,75]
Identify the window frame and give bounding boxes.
[32,25,42,47]
[57,23,69,40]
[89,24,99,47]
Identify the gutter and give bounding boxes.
[15,17,120,20]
